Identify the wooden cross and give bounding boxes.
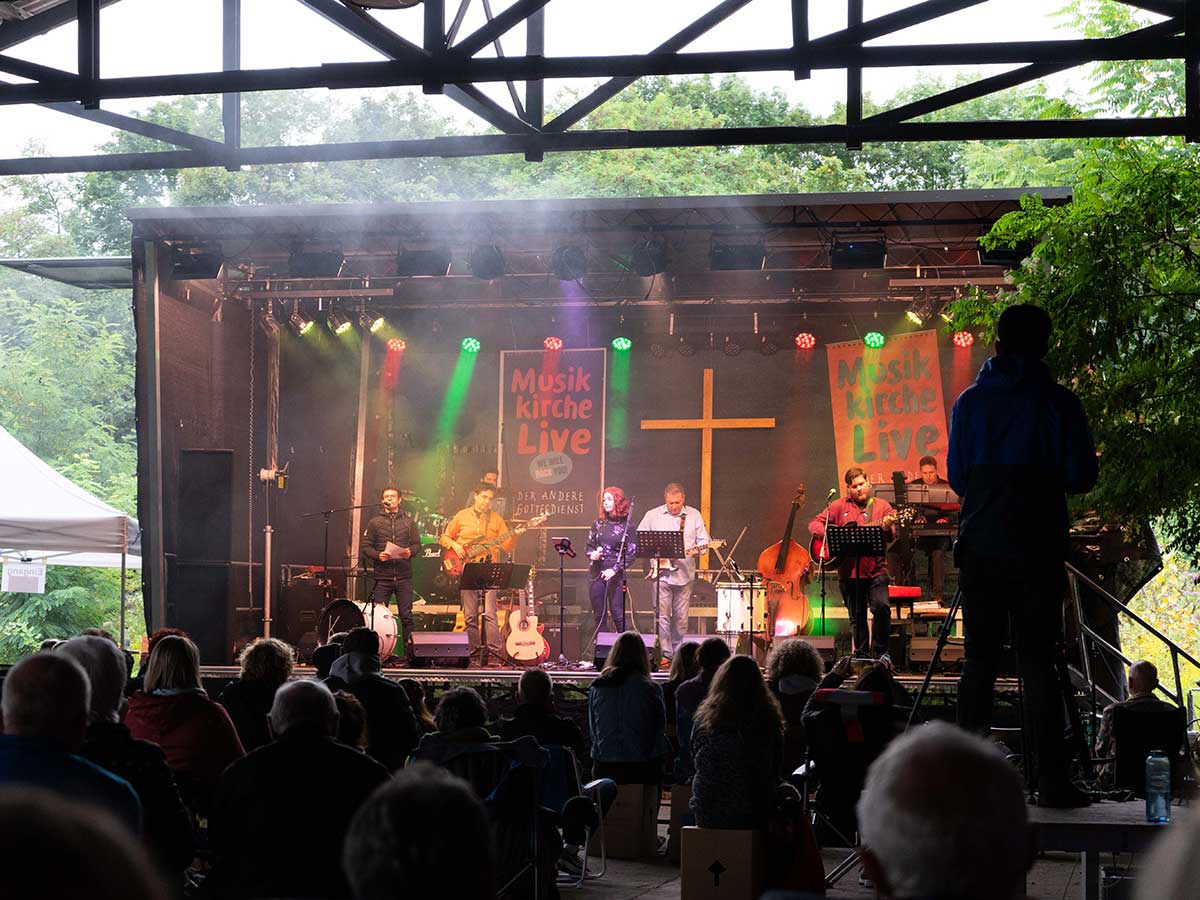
[641,368,775,566]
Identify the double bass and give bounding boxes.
[756,485,813,639]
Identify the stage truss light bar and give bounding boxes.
[864,331,886,349]
[328,309,353,335]
[953,331,975,348]
[288,310,314,336]
[361,309,386,333]
[461,336,482,353]
[794,332,817,350]
[611,336,632,351]
[722,335,742,357]
[387,337,407,352]
[543,336,564,351]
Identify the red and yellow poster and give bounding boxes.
[824,330,948,483]
[499,348,606,526]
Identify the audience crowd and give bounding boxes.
[1,623,1195,900]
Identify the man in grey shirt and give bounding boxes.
[637,482,710,661]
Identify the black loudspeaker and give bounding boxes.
[167,559,233,664]
[542,622,582,662]
[594,631,660,668]
[280,580,329,661]
[410,632,470,668]
[178,449,234,561]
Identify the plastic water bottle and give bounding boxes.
[1145,751,1171,823]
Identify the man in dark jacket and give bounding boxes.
[58,636,194,879]
[325,627,419,770]
[497,668,586,762]
[361,486,422,662]
[948,303,1099,807]
[208,680,389,899]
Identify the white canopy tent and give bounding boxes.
[0,424,141,644]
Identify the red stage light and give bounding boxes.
[387,338,406,352]
[794,332,817,350]
[952,331,974,348]
[543,336,563,351]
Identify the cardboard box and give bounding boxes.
[588,782,658,860]
[666,783,694,864]
[681,826,765,900]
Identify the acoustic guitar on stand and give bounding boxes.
[645,539,727,580]
[504,566,549,665]
[442,513,549,577]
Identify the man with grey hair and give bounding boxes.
[207,679,389,899]
[0,652,141,834]
[58,635,194,875]
[856,722,1030,900]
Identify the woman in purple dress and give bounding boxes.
[586,486,636,633]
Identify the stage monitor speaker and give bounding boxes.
[411,632,470,668]
[167,559,233,664]
[279,580,328,661]
[910,637,965,666]
[178,449,234,561]
[803,635,838,664]
[594,631,660,669]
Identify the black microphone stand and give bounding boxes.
[817,489,838,637]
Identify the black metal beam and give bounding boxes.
[0,0,122,53]
[223,0,241,167]
[423,0,444,93]
[846,0,862,151]
[791,0,809,80]
[0,116,1185,176]
[0,35,1184,107]
[78,0,99,108]
[1187,0,1198,142]
[296,0,534,134]
[867,17,1184,125]
[524,5,544,162]
[453,0,550,57]
[479,0,525,120]
[38,101,230,154]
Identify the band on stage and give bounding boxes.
[351,458,959,669]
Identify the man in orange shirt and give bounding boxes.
[440,484,516,667]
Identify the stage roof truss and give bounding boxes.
[0,0,1194,176]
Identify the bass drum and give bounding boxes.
[413,536,458,603]
[317,598,398,659]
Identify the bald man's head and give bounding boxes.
[269,679,338,738]
[1,653,91,751]
[1129,660,1159,696]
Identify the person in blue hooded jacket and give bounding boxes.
[948,303,1098,808]
[587,631,670,785]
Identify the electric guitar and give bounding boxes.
[442,513,549,577]
[644,539,727,580]
[504,566,549,665]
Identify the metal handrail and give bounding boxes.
[1065,561,1200,709]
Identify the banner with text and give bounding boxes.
[825,330,948,483]
[499,348,606,527]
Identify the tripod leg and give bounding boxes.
[905,587,963,730]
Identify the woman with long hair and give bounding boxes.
[764,637,827,774]
[124,635,244,810]
[690,654,785,828]
[587,631,669,784]
[585,486,637,634]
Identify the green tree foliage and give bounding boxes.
[947,141,1200,557]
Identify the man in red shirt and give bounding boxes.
[809,467,897,660]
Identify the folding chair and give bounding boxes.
[540,744,616,889]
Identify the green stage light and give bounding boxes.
[361,310,386,333]
[864,331,886,349]
[461,336,482,353]
[328,309,353,335]
[288,310,315,336]
[611,336,632,351]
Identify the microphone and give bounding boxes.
[826,487,838,503]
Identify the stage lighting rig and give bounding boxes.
[288,308,314,337]
[170,243,223,280]
[611,336,632,351]
[831,235,886,269]
[544,336,564,351]
[864,331,887,349]
[677,336,696,357]
[396,247,452,277]
[551,245,588,281]
[722,335,742,357]
[469,245,505,280]
[461,336,482,353]
[757,335,780,357]
[387,337,407,352]
[905,300,933,326]
[289,245,344,278]
[953,331,975,348]
[711,240,765,272]
[328,309,353,335]
[794,332,817,350]
[649,341,668,358]
[630,240,667,277]
[361,309,386,333]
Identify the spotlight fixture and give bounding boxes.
[722,335,742,357]
[396,247,452,277]
[905,302,926,326]
[387,337,407,352]
[544,336,564,351]
[550,245,588,281]
[630,240,667,277]
[831,235,886,269]
[289,246,345,278]
[461,336,482,353]
[288,309,314,337]
[939,308,954,325]
[170,243,223,280]
[650,341,669,358]
[677,336,696,357]
[361,309,386,333]
[328,309,353,335]
[710,241,766,272]
[864,331,886,349]
[794,332,817,350]
[952,331,975,348]
[757,335,780,357]
[611,336,632,351]
[468,245,505,280]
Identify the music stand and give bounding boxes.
[460,563,530,664]
[634,530,686,650]
[825,525,887,654]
